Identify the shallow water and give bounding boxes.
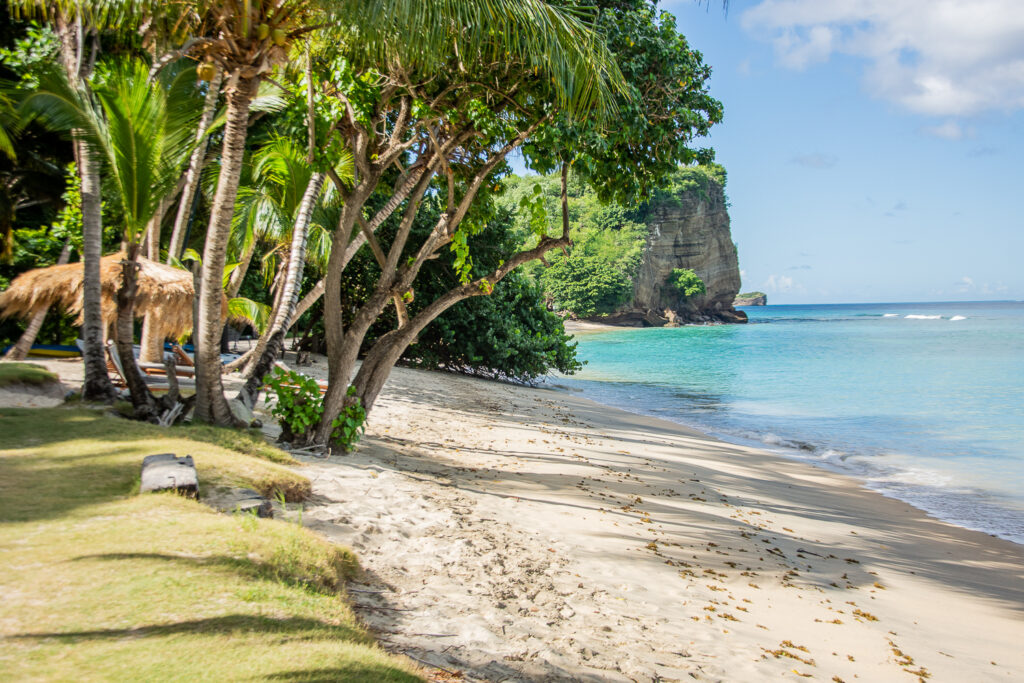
[555,301,1024,544]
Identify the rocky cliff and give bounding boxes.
[600,180,745,326]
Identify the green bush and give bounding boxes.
[263,368,366,452]
[407,271,582,382]
[669,268,706,299]
[263,368,323,442]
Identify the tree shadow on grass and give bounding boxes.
[261,666,422,682]
[70,551,348,597]
[7,615,420,681]
[0,447,140,523]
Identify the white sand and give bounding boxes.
[283,360,1024,682]
[13,356,1024,680]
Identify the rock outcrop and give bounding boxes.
[597,180,745,326]
[734,292,767,306]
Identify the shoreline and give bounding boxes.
[549,380,1024,548]
[280,360,1024,680]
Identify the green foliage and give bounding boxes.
[0,22,58,89]
[263,368,365,451]
[540,255,632,317]
[669,268,705,298]
[262,368,324,442]
[329,386,366,453]
[525,0,722,206]
[652,163,727,206]
[409,271,582,383]
[737,291,766,299]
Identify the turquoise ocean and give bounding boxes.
[553,301,1024,544]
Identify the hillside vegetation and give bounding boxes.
[500,164,726,318]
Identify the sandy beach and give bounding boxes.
[14,356,1024,681]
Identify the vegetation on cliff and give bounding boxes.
[502,164,727,319]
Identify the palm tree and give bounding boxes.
[24,59,203,415]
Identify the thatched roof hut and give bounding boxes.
[0,252,224,339]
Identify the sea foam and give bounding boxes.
[950,315,967,321]
[905,314,942,319]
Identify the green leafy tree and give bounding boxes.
[540,255,632,317]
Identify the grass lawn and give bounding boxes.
[0,407,422,682]
[0,362,59,388]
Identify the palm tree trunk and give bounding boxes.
[53,12,115,401]
[167,68,222,264]
[3,238,72,360]
[237,172,324,407]
[193,72,258,426]
[225,237,256,298]
[78,141,117,401]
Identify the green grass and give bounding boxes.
[0,407,422,682]
[0,361,59,388]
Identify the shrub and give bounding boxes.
[263,368,366,452]
[669,268,706,299]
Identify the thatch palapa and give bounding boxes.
[0,252,226,340]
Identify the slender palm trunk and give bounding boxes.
[167,69,222,263]
[237,172,324,407]
[225,237,256,298]
[78,142,117,400]
[53,13,115,401]
[3,239,72,360]
[193,73,258,426]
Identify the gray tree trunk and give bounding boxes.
[53,13,115,401]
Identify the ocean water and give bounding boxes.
[553,301,1024,544]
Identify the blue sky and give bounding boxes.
[651,1,1024,304]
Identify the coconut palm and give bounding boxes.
[23,59,204,415]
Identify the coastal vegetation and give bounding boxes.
[0,0,722,446]
[502,164,725,318]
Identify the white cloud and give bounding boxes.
[764,274,796,293]
[923,120,969,140]
[956,275,975,292]
[742,1,1024,116]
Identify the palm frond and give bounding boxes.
[227,296,271,334]
[333,0,626,118]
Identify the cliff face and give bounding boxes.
[606,181,744,325]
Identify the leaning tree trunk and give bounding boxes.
[167,68,223,264]
[3,238,72,360]
[193,73,259,426]
[237,172,325,407]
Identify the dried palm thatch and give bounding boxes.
[0,252,225,340]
